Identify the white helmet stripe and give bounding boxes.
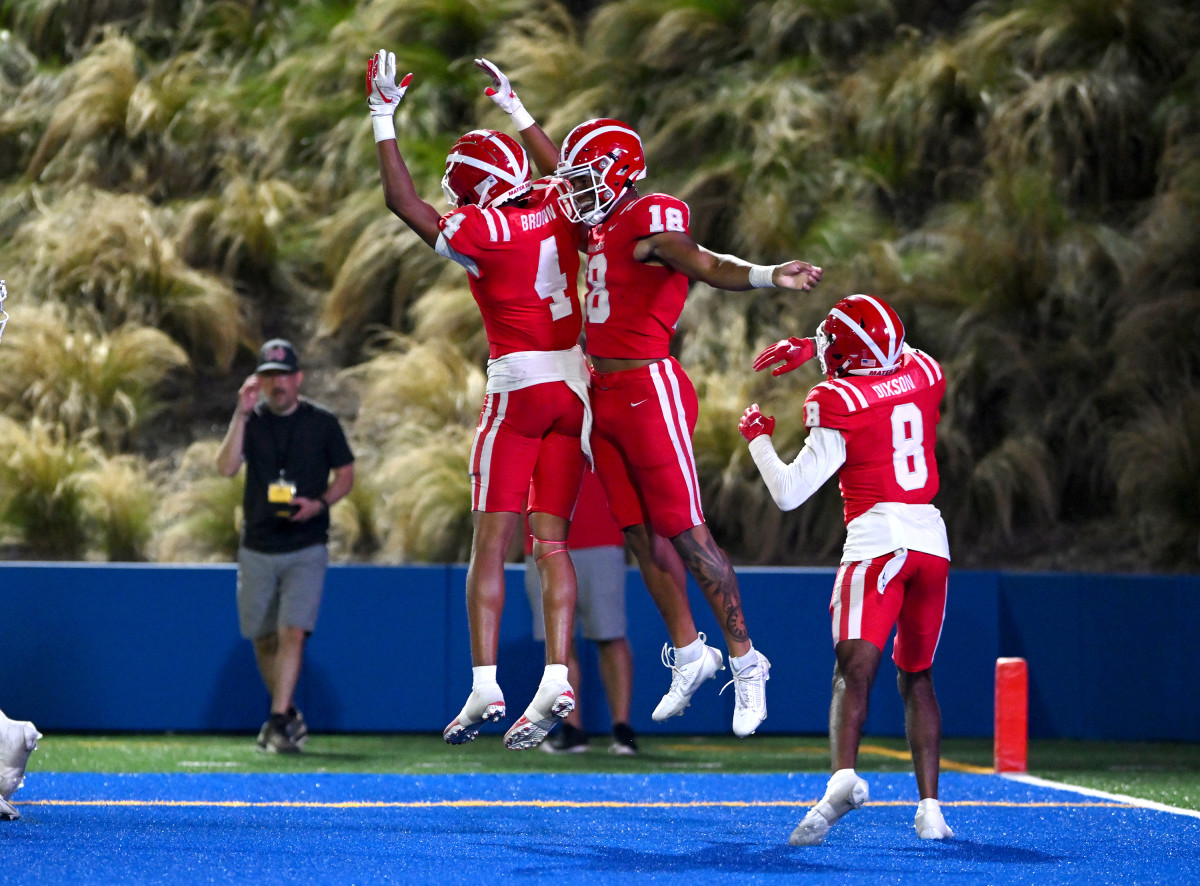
[446,152,526,186]
[563,124,643,168]
[855,294,901,364]
[830,305,894,370]
[447,131,529,187]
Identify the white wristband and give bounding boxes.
[748,264,778,289]
[372,115,396,143]
[510,105,535,132]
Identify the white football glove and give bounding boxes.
[474,57,535,131]
[366,48,411,143]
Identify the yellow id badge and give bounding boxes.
[268,478,296,517]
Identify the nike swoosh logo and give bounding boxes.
[631,399,648,407]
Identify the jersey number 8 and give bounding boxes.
[891,402,929,491]
[584,253,609,324]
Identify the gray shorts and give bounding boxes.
[525,545,628,642]
[237,544,328,639]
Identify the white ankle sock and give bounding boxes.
[472,665,498,688]
[542,663,569,684]
[675,636,705,664]
[730,647,758,671]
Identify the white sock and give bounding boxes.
[472,665,498,688]
[542,663,569,685]
[675,635,705,665]
[730,647,758,671]
[824,768,858,801]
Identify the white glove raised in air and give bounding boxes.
[473,57,535,131]
[366,48,412,143]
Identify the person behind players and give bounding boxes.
[367,49,589,751]
[474,59,822,737]
[741,293,954,844]
[216,338,356,754]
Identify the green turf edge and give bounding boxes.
[24,734,1200,812]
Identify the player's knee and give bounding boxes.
[897,666,934,698]
[835,641,882,690]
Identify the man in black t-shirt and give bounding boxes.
[216,339,355,753]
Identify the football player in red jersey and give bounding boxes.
[475,60,823,738]
[741,294,954,845]
[367,49,589,751]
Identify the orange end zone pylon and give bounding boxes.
[994,657,1028,773]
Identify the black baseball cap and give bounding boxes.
[255,339,300,374]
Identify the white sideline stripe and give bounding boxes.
[1003,772,1200,819]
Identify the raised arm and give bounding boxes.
[739,404,845,511]
[633,232,823,292]
[474,58,559,177]
[215,375,260,476]
[367,49,442,247]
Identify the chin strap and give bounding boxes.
[531,535,569,564]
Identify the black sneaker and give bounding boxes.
[285,708,308,748]
[255,719,271,751]
[540,722,589,754]
[258,714,301,754]
[609,722,638,756]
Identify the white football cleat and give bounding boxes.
[721,650,770,737]
[652,634,724,722]
[0,796,19,821]
[0,715,40,805]
[789,769,869,846]
[504,679,574,750]
[443,684,505,745]
[915,798,954,840]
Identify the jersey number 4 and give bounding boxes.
[536,236,573,320]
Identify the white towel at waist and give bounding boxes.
[842,502,950,563]
[485,345,593,464]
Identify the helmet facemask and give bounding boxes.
[814,321,837,377]
[558,156,620,226]
[556,119,646,227]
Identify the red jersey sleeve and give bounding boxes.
[803,381,855,432]
[620,193,691,239]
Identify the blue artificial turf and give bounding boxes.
[2,772,1197,883]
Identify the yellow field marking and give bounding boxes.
[858,743,995,775]
[17,798,1134,810]
[659,741,995,776]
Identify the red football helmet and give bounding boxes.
[815,294,906,378]
[441,129,531,209]
[555,118,647,225]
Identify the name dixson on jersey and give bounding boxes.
[869,375,917,399]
